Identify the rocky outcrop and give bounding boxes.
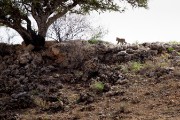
[0,41,180,119]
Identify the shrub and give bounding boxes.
[88,39,102,44]
[167,47,174,53]
[130,61,144,72]
[91,81,104,92]
[88,39,110,45]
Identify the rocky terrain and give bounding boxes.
[0,40,180,120]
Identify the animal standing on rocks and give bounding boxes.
[116,37,127,45]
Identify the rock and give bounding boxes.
[103,83,111,92]
[131,97,140,104]
[31,53,43,65]
[6,92,34,110]
[19,52,32,65]
[45,95,59,102]
[1,40,180,118]
[147,72,155,78]
[149,50,158,56]
[83,58,99,72]
[24,44,35,52]
[126,49,135,54]
[51,47,60,56]
[11,92,27,99]
[154,67,172,78]
[174,70,180,77]
[172,56,180,66]
[130,44,139,50]
[0,43,12,56]
[77,93,94,104]
[48,101,64,113]
[48,41,96,68]
[124,54,132,62]
[47,65,57,71]
[165,67,174,71]
[45,40,59,48]
[106,90,125,97]
[116,79,128,85]
[82,58,100,81]
[117,51,127,56]
[0,62,6,71]
[141,42,151,47]
[150,42,166,53]
[0,113,17,120]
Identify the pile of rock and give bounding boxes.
[0,40,180,116]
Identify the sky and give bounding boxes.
[0,0,180,44]
[97,0,180,44]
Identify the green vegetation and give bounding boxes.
[91,81,104,92]
[130,61,144,72]
[168,41,180,45]
[120,62,144,73]
[167,47,174,53]
[88,39,101,44]
[88,39,103,44]
[88,39,110,44]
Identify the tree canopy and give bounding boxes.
[0,0,148,48]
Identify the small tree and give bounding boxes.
[0,0,148,48]
[89,26,108,41]
[47,13,107,42]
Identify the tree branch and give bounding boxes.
[46,1,79,27]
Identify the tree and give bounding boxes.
[47,13,108,42]
[0,0,148,48]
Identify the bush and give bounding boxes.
[88,39,102,44]
[167,47,174,53]
[88,39,110,45]
[91,81,104,92]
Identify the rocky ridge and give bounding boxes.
[0,40,180,120]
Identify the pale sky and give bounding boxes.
[99,0,180,44]
[0,0,180,44]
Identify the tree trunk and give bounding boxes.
[15,26,45,49]
[30,30,45,48]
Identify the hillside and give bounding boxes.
[0,40,180,120]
